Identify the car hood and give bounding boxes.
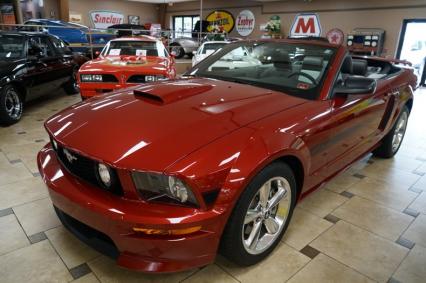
[80,56,169,73]
[45,78,306,171]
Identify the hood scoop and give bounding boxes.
[133,81,213,104]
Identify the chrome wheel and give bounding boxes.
[392,111,408,152]
[242,177,291,255]
[4,88,22,120]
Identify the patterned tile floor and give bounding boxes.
[0,88,426,283]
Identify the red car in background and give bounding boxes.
[38,39,416,273]
[78,36,176,99]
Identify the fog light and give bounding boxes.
[98,163,112,187]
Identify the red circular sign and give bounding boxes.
[326,28,344,45]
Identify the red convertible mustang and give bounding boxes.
[38,39,416,273]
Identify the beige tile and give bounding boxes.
[0,177,48,210]
[282,207,333,250]
[408,192,426,214]
[333,196,414,241]
[45,226,100,269]
[183,264,238,283]
[0,214,30,255]
[413,175,426,191]
[217,244,310,283]
[298,189,348,218]
[394,244,426,283]
[0,240,72,283]
[13,197,61,236]
[288,253,374,283]
[72,273,100,283]
[311,221,408,282]
[403,214,426,248]
[0,161,33,186]
[0,129,48,147]
[347,177,417,211]
[360,165,420,187]
[324,172,361,194]
[2,142,45,174]
[370,155,424,173]
[88,256,196,283]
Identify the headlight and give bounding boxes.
[145,75,169,82]
[131,172,198,206]
[97,163,112,187]
[81,74,103,82]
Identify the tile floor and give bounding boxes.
[0,88,426,283]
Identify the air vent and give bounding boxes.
[133,90,164,104]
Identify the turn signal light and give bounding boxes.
[133,226,202,236]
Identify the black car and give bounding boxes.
[0,32,86,125]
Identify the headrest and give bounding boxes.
[302,56,323,71]
[272,50,291,69]
[352,59,368,76]
[341,56,353,74]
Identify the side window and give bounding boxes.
[49,36,71,55]
[29,37,55,57]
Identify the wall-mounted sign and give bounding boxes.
[206,10,235,33]
[326,28,344,45]
[290,13,321,37]
[128,15,140,25]
[69,12,82,23]
[90,10,124,29]
[236,10,255,36]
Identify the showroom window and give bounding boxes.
[173,15,200,38]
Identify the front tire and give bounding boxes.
[220,162,297,266]
[0,85,23,125]
[373,106,409,158]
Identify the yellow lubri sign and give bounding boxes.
[206,10,235,33]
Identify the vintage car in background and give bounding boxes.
[192,41,229,66]
[38,39,416,273]
[0,32,87,125]
[20,19,115,55]
[78,36,176,99]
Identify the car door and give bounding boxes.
[325,58,394,175]
[48,35,75,85]
[24,36,63,100]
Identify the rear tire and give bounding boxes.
[0,85,23,125]
[171,44,185,59]
[63,68,79,95]
[373,106,409,158]
[220,162,297,266]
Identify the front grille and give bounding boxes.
[102,74,118,82]
[54,143,123,196]
[127,75,146,83]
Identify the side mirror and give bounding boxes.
[192,50,197,55]
[94,51,101,57]
[334,76,376,95]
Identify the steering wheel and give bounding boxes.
[287,72,317,85]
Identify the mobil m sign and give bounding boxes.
[90,10,124,29]
[290,13,322,37]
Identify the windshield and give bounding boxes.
[200,42,227,55]
[0,35,25,60]
[188,42,336,99]
[102,40,166,57]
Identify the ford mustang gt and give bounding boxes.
[38,39,416,273]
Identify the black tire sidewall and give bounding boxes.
[0,85,23,125]
[220,162,297,266]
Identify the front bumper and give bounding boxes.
[37,144,224,273]
[79,82,139,99]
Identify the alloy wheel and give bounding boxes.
[4,88,22,120]
[242,177,291,255]
[392,111,408,152]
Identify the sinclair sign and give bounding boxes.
[90,10,124,29]
[290,13,322,37]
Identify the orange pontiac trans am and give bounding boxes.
[78,36,176,99]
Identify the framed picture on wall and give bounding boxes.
[128,15,140,25]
